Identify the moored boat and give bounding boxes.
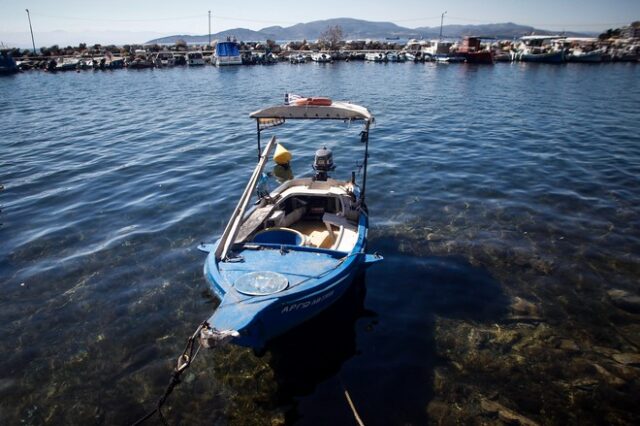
[311,52,332,63]
[458,37,493,64]
[55,57,80,71]
[213,38,242,66]
[197,95,382,350]
[77,58,94,70]
[154,51,176,67]
[127,50,154,69]
[568,49,603,63]
[513,49,565,63]
[289,53,307,64]
[434,54,466,63]
[512,36,566,64]
[404,52,417,62]
[0,50,19,75]
[386,51,405,62]
[186,51,205,66]
[365,52,386,62]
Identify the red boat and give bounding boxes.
[458,37,493,64]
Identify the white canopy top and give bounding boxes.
[564,37,599,42]
[250,101,373,122]
[520,35,565,40]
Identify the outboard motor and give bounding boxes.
[313,146,335,181]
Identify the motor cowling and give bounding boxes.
[313,146,335,181]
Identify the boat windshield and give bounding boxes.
[216,42,240,57]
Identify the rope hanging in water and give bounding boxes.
[131,321,207,426]
[344,388,365,426]
[340,375,366,426]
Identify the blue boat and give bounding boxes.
[213,38,242,66]
[0,50,19,75]
[198,95,383,350]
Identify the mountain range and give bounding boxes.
[146,18,593,44]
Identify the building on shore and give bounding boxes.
[621,22,640,39]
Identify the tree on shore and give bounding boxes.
[319,25,344,51]
[599,28,622,40]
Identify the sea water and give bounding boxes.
[1,62,639,424]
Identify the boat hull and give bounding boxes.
[203,212,377,349]
[568,51,602,63]
[0,67,19,75]
[461,51,493,64]
[215,56,242,66]
[514,50,565,64]
[435,54,466,63]
[208,254,364,348]
[0,52,19,75]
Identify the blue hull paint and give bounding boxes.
[520,51,565,64]
[203,212,373,349]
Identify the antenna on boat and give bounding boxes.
[25,9,36,55]
[208,10,212,46]
[360,119,371,203]
[439,11,447,41]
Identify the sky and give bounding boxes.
[1,0,638,47]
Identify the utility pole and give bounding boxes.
[208,11,212,46]
[439,11,447,40]
[25,9,36,54]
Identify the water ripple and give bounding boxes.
[1,63,639,424]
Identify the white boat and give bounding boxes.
[434,54,466,63]
[404,52,417,62]
[568,49,603,63]
[512,36,566,64]
[563,38,603,63]
[187,51,205,66]
[77,58,94,70]
[289,53,307,64]
[365,52,386,62]
[154,51,176,67]
[386,51,406,62]
[311,52,332,63]
[423,40,453,57]
[214,39,242,66]
[98,55,125,70]
[55,57,80,71]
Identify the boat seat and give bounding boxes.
[322,212,356,231]
[323,213,358,252]
[307,230,334,249]
[266,209,285,227]
[281,206,306,228]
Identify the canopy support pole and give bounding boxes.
[360,120,371,203]
[256,120,262,160]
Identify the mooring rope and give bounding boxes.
[131,321,207,426]
[340,377,365,426]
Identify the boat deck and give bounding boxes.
[218,247,345,296]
